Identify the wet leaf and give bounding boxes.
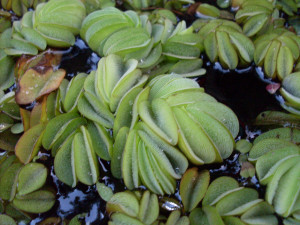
[78,92,114,128]
[0,214,16,225]
[111,127,129,179]
[42,113,86,153]
[13,189,55,213]
[264,40,280,79]
[0,163,22,201]
[216,31,238,69]
[15,123,45,164]
[272,162,300,216]
[106,192,139,217]
[249,138,299,161]
[203,176,241,206]
[5,202,31,223]
[241,201,277,225]
[0,50,14,91]
[73,126,99,185]
[110,213,144,225]
[138,191,159,224]
[87,121,112,160]
[180,168,210,212]
[0,113,14,132]
[96,182,113,202]
[17,162,47,196]
[162,41,200,59]
[197,3,220,18]
[277,46,294,80]
[15,68,66,105]
[54,134,77,187]
[63,74,87,112]
[165,210,190,225]
[139,98,178,145]
[236,139,252,154]
[217,0,231,8]
[216,188,261,216]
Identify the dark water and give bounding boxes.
[27,38,283,224]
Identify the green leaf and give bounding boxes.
[0,215,16,225]
[249,138,299,161]
[5,39,38,56]
[139,98,178,145]
[229,32,254,63]
[15,68,66,105]
[254,111,300,129]
[166,89,215,107]
[236,139,252,153]
[110,213,144,225]
[0,113,14,132]
[223,216,246,225]
[203,176,241,206]
[255,147,299,184]
[0,51,14,91]
[138,191,159,224]
[15,123,45,164]
[216,188,261,216]
[96,182,113,202]
[54,134,77,187]
[197,3,220,18]
[180,168,210,212]
[20,27,47,50]
[73,126,99,185]
[17,162,47,196]
[122,129,140,190]
[137,122,188,179]
[42,112,86,151]
[35,24,75,47]
[173,107,215,165]
[5,202,31,223]
[243,13,268,37]
[111,127,129,179]
[277,46,294,80]
[103,27,151,58]
[216,31,238,69]
[106,192,139,217]
[87,121,112,160]
[186,106,235,160]
[241,201,277,225]
[162,42,200,59]
[114,86,142,138]
[13,190,55,213]
[63,74,87,112]
[189,101,239,137]
[0,163,23,201]
[166,210,190,225]
[264,40,280,79]
[272,162,300,216]
[77,92,114,128]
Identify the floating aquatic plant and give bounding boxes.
[193,19,254,69]
[1,0,300,223]
[248,127,300,221]
[254,29,300,80]
[280,72,300,115]
[0,156,55,214]
[0,0,47,16]
[122,0,194,11]
[234,0,284,37]
[1,0,86,56]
